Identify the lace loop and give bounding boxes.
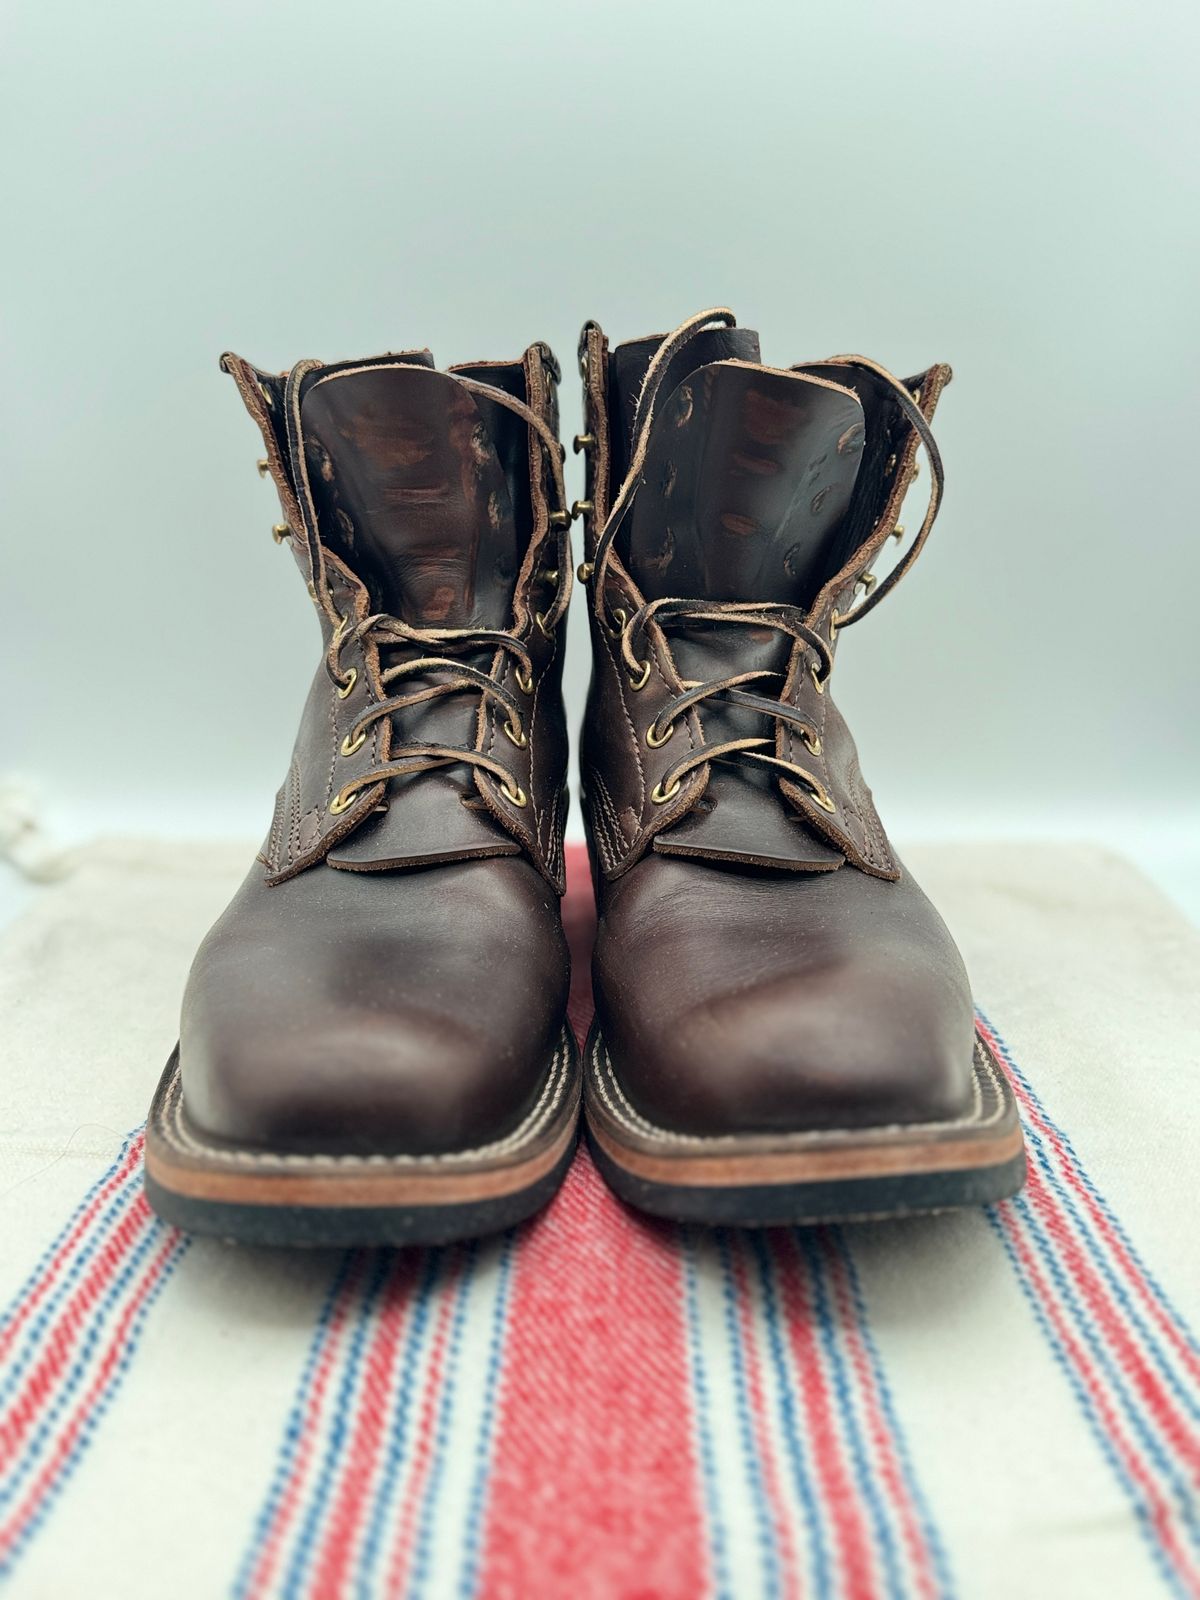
[324,613,536,809]
[615,599,828,798]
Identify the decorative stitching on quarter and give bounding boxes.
[158,1031,572,1169]
[286,757,301,867]
[597,621,647,818]
[847,759,892,872]
[588,791,620,873]
[589,1030,1008,1147]
[583,782,617,872]
[591,771,629,850]
[528,624,555,862]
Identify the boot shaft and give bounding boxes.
[575,309,950,881]
[222,342,572,887]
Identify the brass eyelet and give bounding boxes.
[856,570,877,593]
[645,720,674,749]
[891,523,905,542]
[500,779,527,807]
[504,719,528,749]
[651,776,682,805]
[911,386,923,406]
[802,728,822,756]
[573,432,596,453]
[515,664,534,694]
[571,499,593,521]
[606,605,627,639]
[629,659,651,691]
[809,662,825,696]
[830,610,843,641]
[576,561,595,583]
[256,457,270,477]
[272,523,291,543]
[535,610,552,637]
[336,667,358,700]
[809,781,837,814]
[540,568,559,586]
[329,788,360,815]
[548,509,572,529]
[340,728,366,757]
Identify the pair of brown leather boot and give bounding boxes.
[144,309,1026,1246]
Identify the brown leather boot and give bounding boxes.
[145,343,580,1245]
[575,309,1025,1224]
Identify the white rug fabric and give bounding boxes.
[0,838,1196,1599]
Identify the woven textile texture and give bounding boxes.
[0,839,1197,1599]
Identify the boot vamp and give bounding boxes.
[179,855,570,1157]
[592,853,976,1137]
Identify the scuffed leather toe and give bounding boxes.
[593,855,977,1138]
[178,856,570,1157]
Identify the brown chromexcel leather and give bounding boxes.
[174,342,574,1163]
[576,309,989,1150]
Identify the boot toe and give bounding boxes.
[610,961,975,1138]
[594,856,978,1140]
[181,1005,539,1158]
[176,858,569,1160]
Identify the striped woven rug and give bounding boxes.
[1,843,1197,1598]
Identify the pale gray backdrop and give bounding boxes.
[4,0,1198,897]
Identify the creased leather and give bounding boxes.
[581,352,897,876]
[225,346,570,887]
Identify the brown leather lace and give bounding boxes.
[580,309,946,810]
[323,380,572,814]
[618,598,836,807]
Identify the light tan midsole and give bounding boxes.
[587,1113,1024,1189]
[147,1077,580,1210]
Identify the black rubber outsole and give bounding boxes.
[586,1127,1027,1227]
[144,1131,580,1248]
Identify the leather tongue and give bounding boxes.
[619,357,866,872]
[624,360,864,610]
[609,325,762,484]
[299,362,522,628]
[624,359,864,707]
[297,358,526,873]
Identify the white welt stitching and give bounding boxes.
[589,1031,1007,1148]
[160,1032,572,1169]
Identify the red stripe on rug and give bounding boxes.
[477,1151,708,1600]
[774,1231,877,1600]
[382,1250,465,1600]
[996,1207,1200,1592]
[243,1254,371,1599]
[309,1253,423,1600]
[976,1017,1200,1394]
[476,844,708,1600]
[821,1234,940,1600]
[0,1135,144,1370]
[1024,1181,1200,1484]
[729,1236,802,1599]
[0,1228,181,1564]
[0,1195,154,1471]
